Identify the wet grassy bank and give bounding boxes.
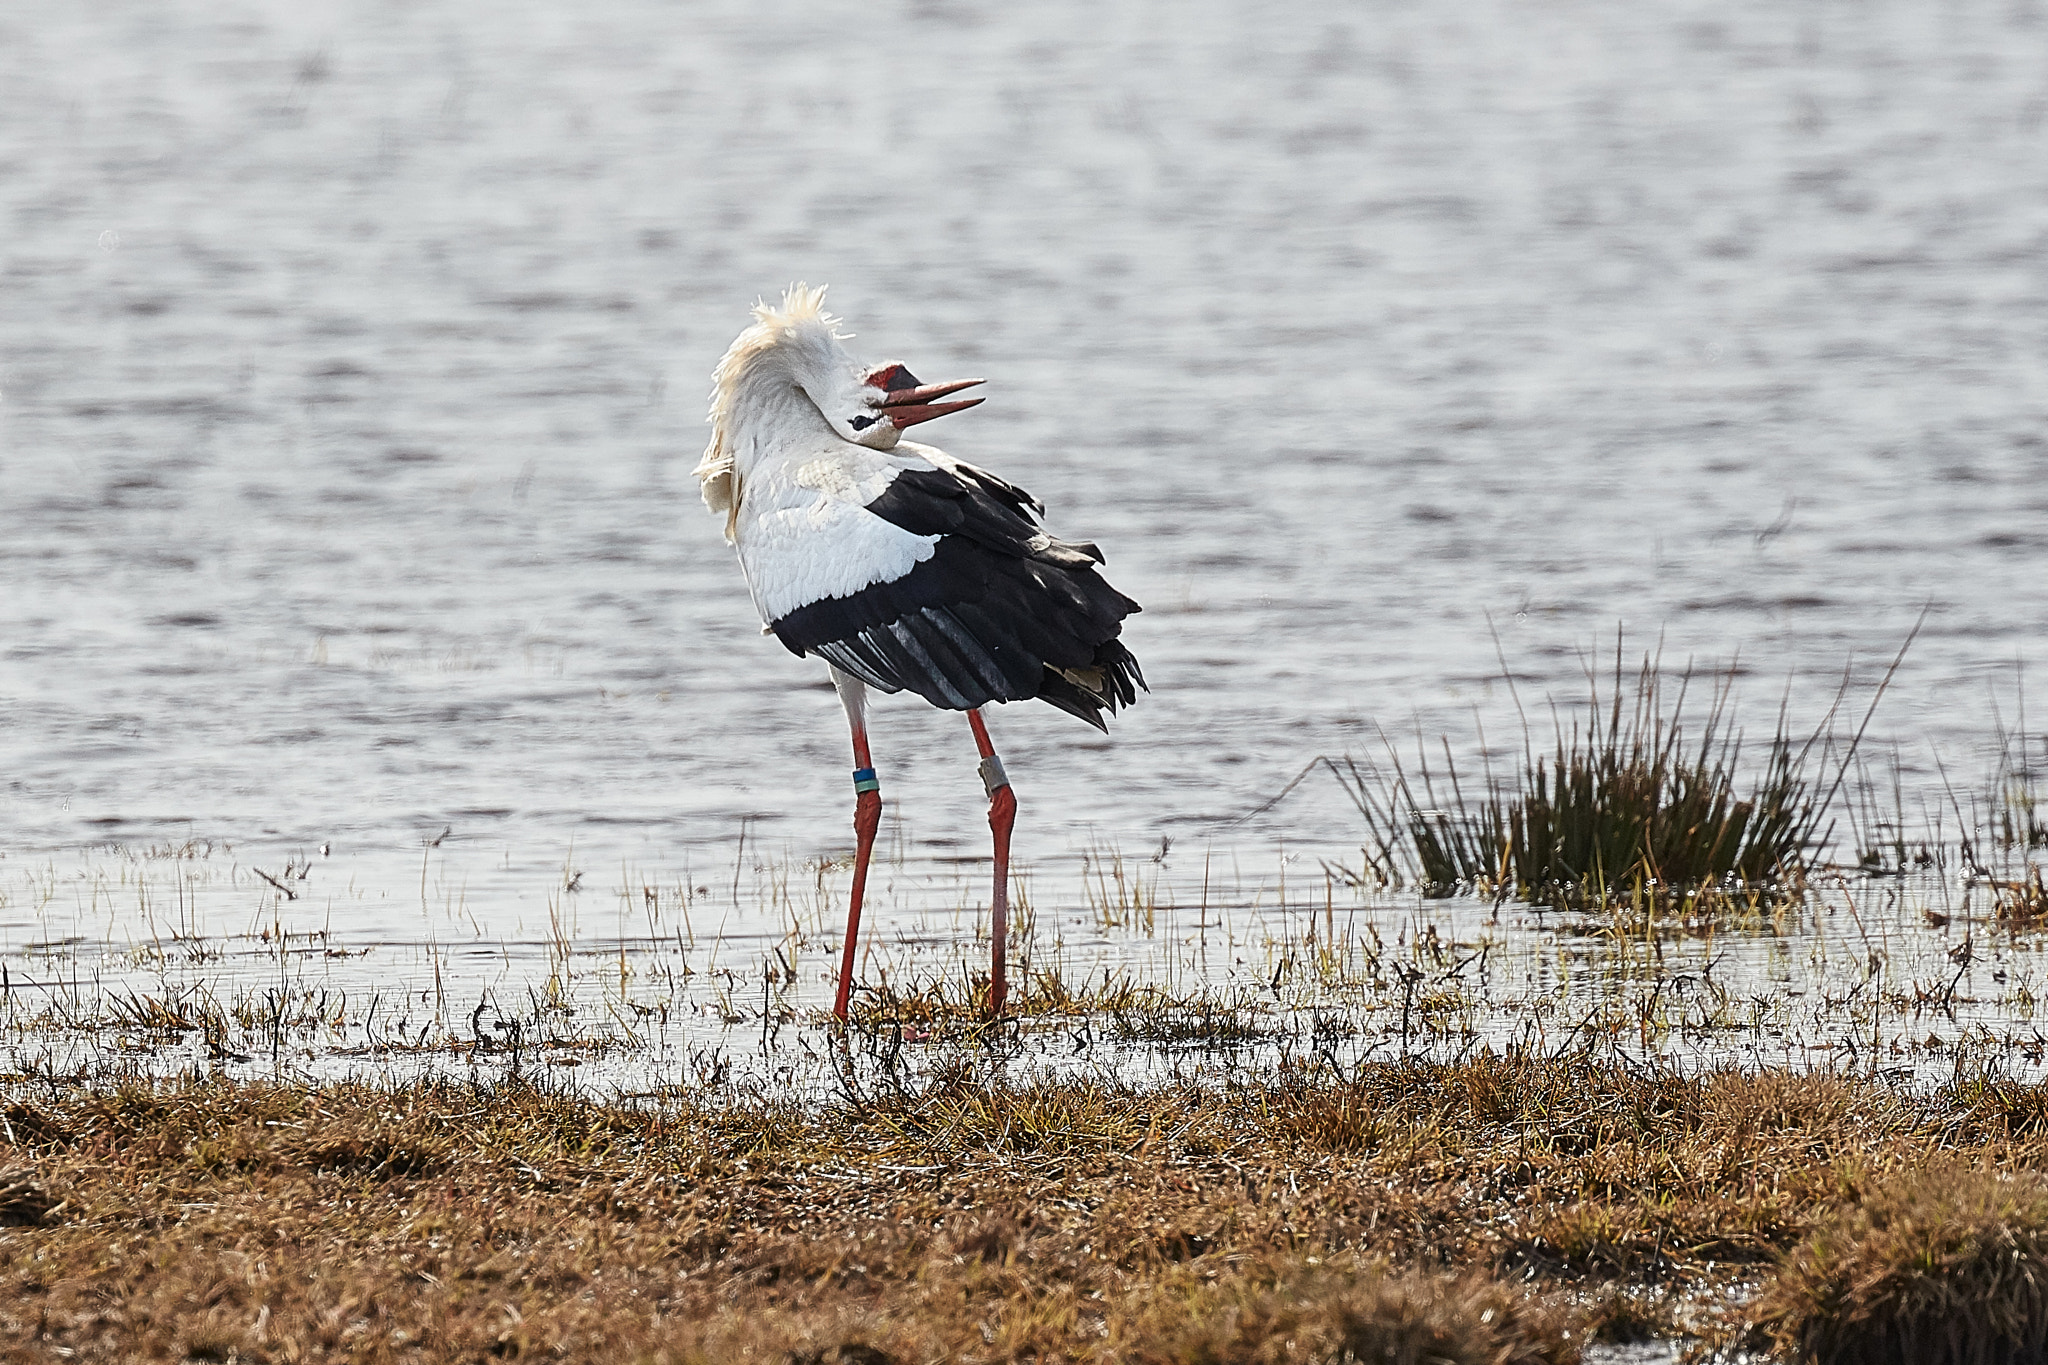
[5,1053,2048,1362]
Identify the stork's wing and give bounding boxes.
[767,461,1144,728]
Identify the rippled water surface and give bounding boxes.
[2,0,2046,1079]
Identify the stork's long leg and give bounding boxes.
[832,670,881,1022]
[966,708,1015,1019]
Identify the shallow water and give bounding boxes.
[0,834,2042,1106]
[2,0,2046,1082]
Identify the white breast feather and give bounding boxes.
[735,452,939,623]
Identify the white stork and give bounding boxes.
[693,286,1145,1020]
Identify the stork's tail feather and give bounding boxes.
[1035,641,1147,732]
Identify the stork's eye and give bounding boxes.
[849,414,878,431]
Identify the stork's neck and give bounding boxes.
[724,364,840,474]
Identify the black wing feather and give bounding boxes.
[770,461,1144,727]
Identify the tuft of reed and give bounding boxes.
[1745,1165,2048,1365]
[1335,640,1854,908]
[1989,685,2048,852]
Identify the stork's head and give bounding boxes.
[694,286,983,531]
[853,359,988,449]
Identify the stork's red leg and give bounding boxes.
[834,724,881,1021]
[966,708,1015,1019]
[826,667,884,1024]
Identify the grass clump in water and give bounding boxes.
[1338,639,1874,908]
[1745,1165,2048,1365]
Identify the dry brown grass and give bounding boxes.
[1746,1165,2048,1365]
[0,1055,2044,1362]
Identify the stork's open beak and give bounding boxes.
[864,363,985,429]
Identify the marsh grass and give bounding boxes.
[1329,642,1873,909]
[848,970,1278,1053]
[1990,687,2048,853]
[6,1054,2048,1361]
[1155,1265,1569,1365]
[1746,1165,2048,1365]
[1845,745,1944,878]
[1106,992,1274,1048]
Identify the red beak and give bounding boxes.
[864,363,985,429]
